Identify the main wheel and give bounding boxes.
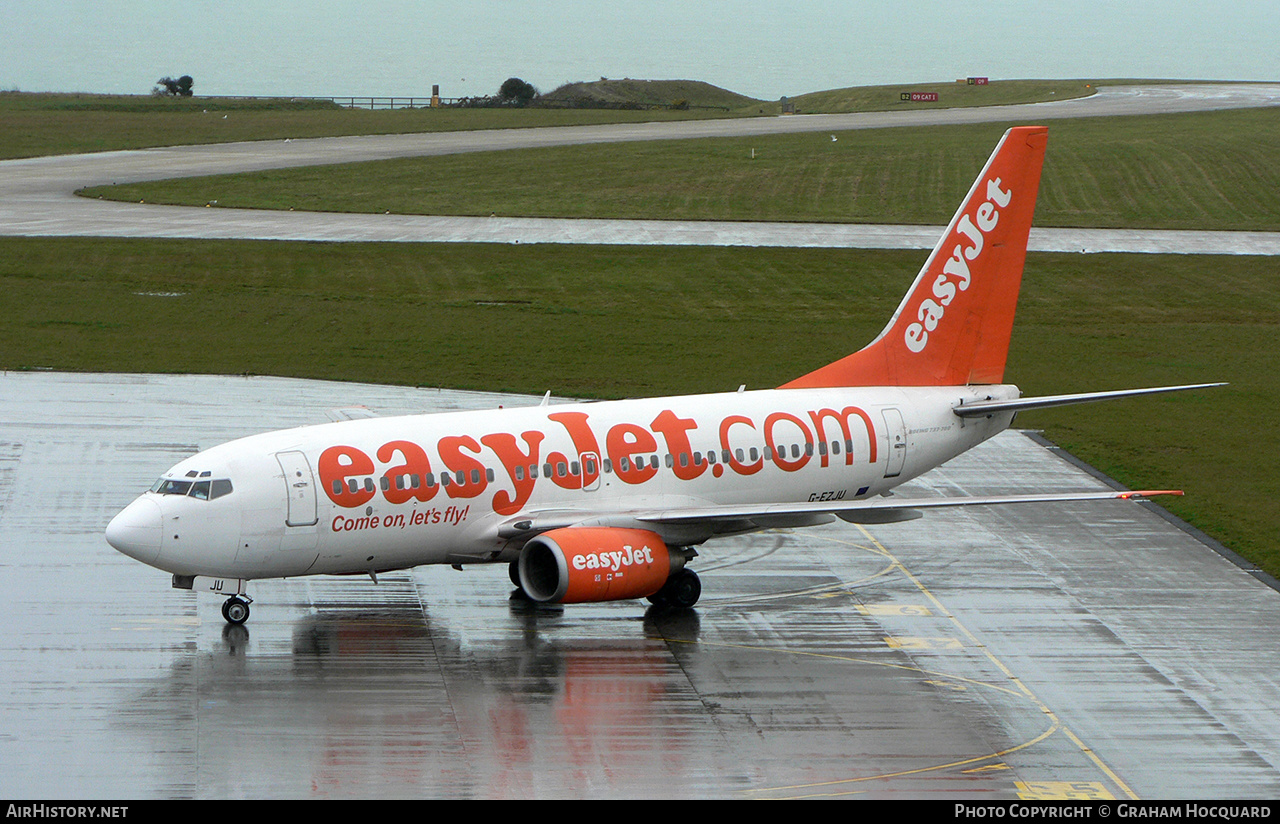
[666,569,701,608]
[222,597,250,625]
[650,569,701,609]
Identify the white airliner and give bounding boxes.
[106,126,1218,625]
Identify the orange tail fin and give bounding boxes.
[782,126,1048,389]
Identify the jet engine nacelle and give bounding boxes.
[518,527,681,603]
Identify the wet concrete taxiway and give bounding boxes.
[2,372,1278,799]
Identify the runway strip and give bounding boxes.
[3,84,1280,252]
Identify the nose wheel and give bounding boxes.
[221,596,252,625]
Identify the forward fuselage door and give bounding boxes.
[882,408,908,478]
[276,450,319,527]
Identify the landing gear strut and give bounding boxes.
[648,569,701,609]
[221,596,252,625]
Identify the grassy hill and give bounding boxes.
[540,78,763,110]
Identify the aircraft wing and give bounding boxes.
[496,489,1182,539]
[632,489,1182,525]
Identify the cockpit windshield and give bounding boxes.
[150,477,233,500]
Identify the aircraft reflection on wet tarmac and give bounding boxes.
[103,529,1127,800]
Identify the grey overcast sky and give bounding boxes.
[2,1,1277,100]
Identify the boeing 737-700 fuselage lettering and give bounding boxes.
[105,126,1219,625]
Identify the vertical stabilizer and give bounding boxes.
[782,126,1048,388]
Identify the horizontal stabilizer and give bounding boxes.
[953,383,1225,418]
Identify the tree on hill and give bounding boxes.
[498,77,538,106]
[154,75,194,97]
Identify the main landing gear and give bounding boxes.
[647,569,702,610]
[221,595,252,625]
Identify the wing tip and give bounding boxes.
[1119,489,1184,499]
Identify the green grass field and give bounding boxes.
[4,84,1277,576]
[85,108,1280,232]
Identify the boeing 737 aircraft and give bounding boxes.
[106,126,1217,625]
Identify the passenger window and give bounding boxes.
[515,465,524,481]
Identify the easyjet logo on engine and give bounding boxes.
[904,177,1012,354]
[572,544,656,573]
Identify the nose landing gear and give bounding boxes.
[221,595,252,625]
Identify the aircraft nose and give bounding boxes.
[106,497,163,566]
